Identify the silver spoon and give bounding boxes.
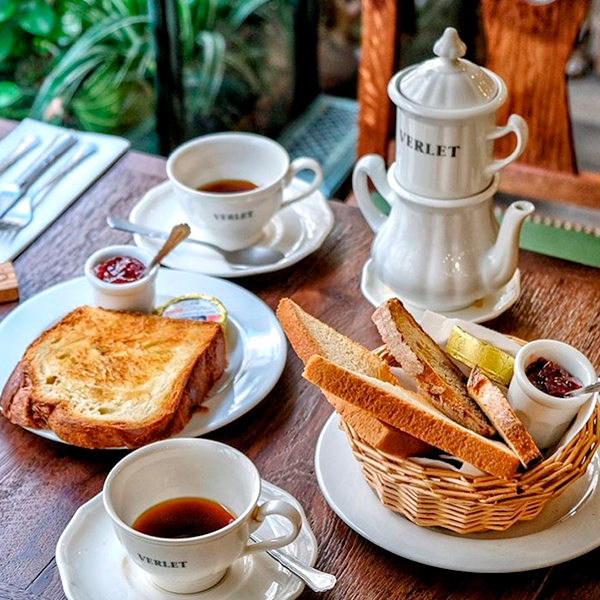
[564,381,600,397]
[107,216,285,268]
[249,533,335,592]
[148,223,191,270]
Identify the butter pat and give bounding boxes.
[155,294,227,331]
[446,326,514,385]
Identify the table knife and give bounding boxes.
[0,134,41,176]
[0,132,76,220]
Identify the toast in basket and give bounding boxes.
[372,298,495,437]
[276,298,430,457]
[0,306,227,448]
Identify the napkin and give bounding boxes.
[0,119,130,263]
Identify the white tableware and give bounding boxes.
[103,439,302,593]
[387,27,528,198]
[84,245,158,313]
[360,259,521,323]
[0,118,129,264]
[129,180,334,278]
[508,340,597,449]
[0,269,286,445]
[354,157,533,311]
[315,412,600,573]
[166,133,323,251]
[57,481,318,600]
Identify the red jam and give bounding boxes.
[525,357,582,398]
[94,256,146,284]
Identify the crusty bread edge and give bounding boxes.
[303,355,520,480]
[372,298,495,437]
[467,367,542,468]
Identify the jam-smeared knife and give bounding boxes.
[0,132,76,220]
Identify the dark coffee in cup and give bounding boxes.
[197,179,257,194]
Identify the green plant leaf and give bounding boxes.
[230,0,273,28]
[19,1,56,36]
[0,0,15,23]
[0,81,23,108]
[0,26,13,62]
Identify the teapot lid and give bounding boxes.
[397,28,497,110]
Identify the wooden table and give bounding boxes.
[2,124,600,600]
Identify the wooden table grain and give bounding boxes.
[2,121,600,600]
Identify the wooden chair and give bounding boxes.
[356,0,600,208]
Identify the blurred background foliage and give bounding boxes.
[0,0,293,152]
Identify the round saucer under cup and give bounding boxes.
[84,245,157,313]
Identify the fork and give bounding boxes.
[0,142,98,231]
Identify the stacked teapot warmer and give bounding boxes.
[354,27,535,315]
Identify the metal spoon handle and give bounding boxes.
[565,381,600,397]
[249,534,335,593]
[148,223,190,270]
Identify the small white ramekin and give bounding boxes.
[508,339,596,450]
[84,245,158,313]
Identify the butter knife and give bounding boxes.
[249,533,336,592]
[0,132,76,220]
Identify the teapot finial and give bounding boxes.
[433,27,467,61]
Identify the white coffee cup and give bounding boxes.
[166,133,323,251]
[103,438,303,594]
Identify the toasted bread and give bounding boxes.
[372,298,495,437]
[276,298,431,458]
[303,355,520,480]
[0,306,227,448]
[467,367,542,468]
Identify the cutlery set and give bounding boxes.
[0,131,98,232]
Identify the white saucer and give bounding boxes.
[56,480,318,600]
[129,180,335,278]
[0,269,286,446]
[315,412,600,573]
[360,258,521,323]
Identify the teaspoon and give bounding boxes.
[564,381,600,397]
[107,216,285,268]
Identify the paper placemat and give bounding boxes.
[0,119,130,262]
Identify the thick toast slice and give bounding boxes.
[0,306,227,448]
[372,298,495,437]
[276,298,431,458]
[468,367,542,468]
[303,355,520,480]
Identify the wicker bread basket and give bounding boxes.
[338,345,600,534]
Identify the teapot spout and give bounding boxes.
[482,200,534,292]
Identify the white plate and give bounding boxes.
[315,412,600,573]
[129,180,335,278]
[56,480,318,600]
[0,269,286,445]
[361,258,521,323]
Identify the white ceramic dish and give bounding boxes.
[0,269,286,446]
[360,258,521,323]
[315,412,600,573]
[56,480,318,600]
[129,180,334,278]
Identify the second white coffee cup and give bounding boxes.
[167,133,323,251]
[103,438,303,594]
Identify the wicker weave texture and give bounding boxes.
[340,403,600,534]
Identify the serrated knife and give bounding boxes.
[0,132,76,220]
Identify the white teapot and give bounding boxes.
[353,155,534,312]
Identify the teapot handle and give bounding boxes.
[485,114,529,177]
[352,154,395,233]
